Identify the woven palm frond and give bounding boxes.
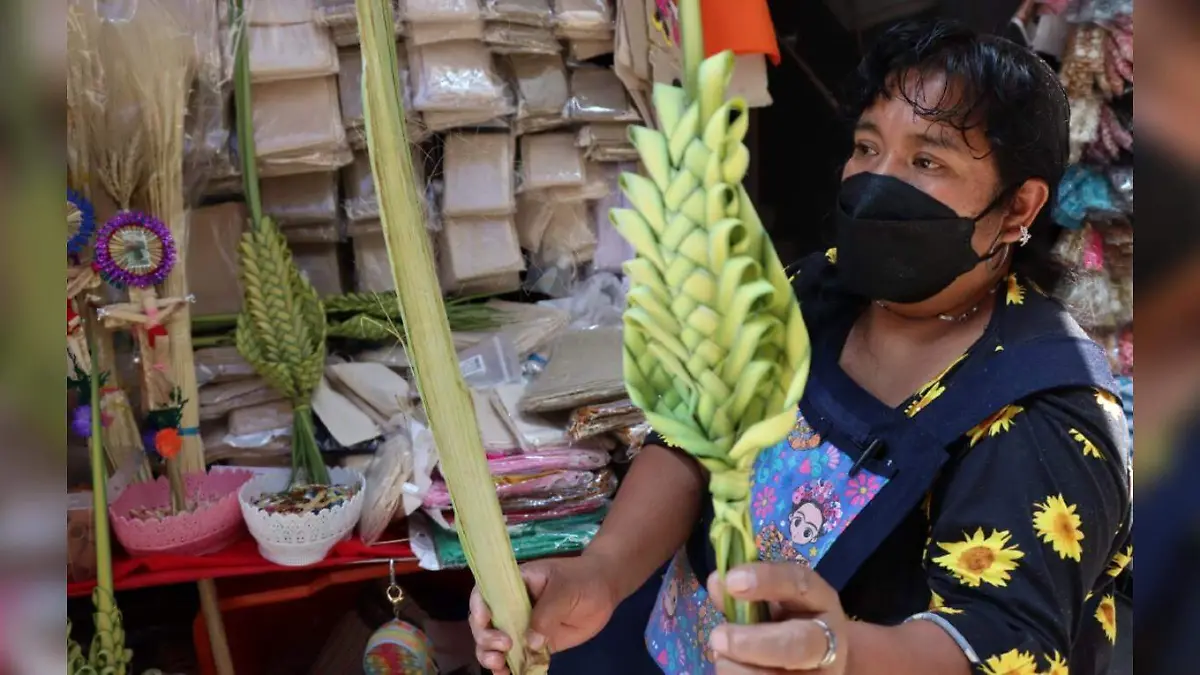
[610,0,810,625]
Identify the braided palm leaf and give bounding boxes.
[610,0,810,624]
[236,216,329,484]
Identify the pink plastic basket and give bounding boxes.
[109,470,254,557]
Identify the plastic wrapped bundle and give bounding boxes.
[249,0,317,25]
[401,0,483,23]
[519,132,585,190]
[409,40,508,112]
[261,172,340,225]
[189,202,249,317]
[441,133,517,217]
[409,19,486,46]
[438,217,526,287]
[565,67,640,123]
[483,0,553,26]
[252,76,352,175]
[507,55,569,127]
[424,467,616,509]
[425,508,606,568]
[249,23,339,82]
[485,22,561,55]
[553,0,612,39]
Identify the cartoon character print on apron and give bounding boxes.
[645,409,889,674]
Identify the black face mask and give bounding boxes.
[834,172,1006,304]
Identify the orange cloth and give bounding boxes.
[701,0,780,64]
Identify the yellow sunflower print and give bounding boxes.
[1044,651,1070,675]
[980,649,1039,675]
[967,405,1025,446]
[1095,389,1124,419]
[1107,545,1133,578]
[1032,495,1085,562]
[928,590,963,615]
[905,354,968,417]
[1006,274,1026,305]
[933,528,1025,588]
[1069,428,1105,460]
[1095,594,1118,644]
[825,247,838,263]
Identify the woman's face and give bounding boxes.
[790,502,825,545]
[842,71,1047,316]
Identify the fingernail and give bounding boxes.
[726,570,754,593]
[710,627,728,655]
[527,631,546,650]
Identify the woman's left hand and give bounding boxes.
[707,563,850,674]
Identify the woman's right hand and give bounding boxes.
[469,555,621,674]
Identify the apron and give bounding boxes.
[643,288,1118,674]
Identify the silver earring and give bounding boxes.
[1018,226,1031,246]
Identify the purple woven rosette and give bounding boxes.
[94,210,178,289]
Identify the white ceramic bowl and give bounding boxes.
[238,467,366,567]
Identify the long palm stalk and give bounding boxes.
[353,1,548,672]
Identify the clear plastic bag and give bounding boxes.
[248,0,318,25]
[440,132,517,217]
[199,378,286,422]
[401,0,483,23]
[456,334,524,387]
[553,0,613,31]
[226,400,294,447]
[194,346,258,386]
[565,67,640,122]
[519,132,586,190]
[507,54,570,119]
[252,76,348,157]
[535,202,596,267]
[423,468,609,509]
[438,217,526,285]
[485,23,562,55]
[281,222,344,244]
[409,19,486,46]
[421,506,605,568]
[262,171,340,224]
[567,399,644,441]
[352,231,398,293]
[249,23,340,83]
[483,0,553,26]
[422,97,515,132]
[189,202,249,317]
[409,40,508,112]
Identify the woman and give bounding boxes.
[471,21,1131,675]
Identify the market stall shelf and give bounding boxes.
[66,533,418,599]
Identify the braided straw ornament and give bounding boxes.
[236,216,328,484]
[611,41,811,622]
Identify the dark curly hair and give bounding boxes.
[840,19,1071,293]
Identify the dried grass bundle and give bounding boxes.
[67,1,148,477]
[102,0,207,471]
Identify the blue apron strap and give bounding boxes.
[914,336,1117,448]
[818,335,1116,591]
